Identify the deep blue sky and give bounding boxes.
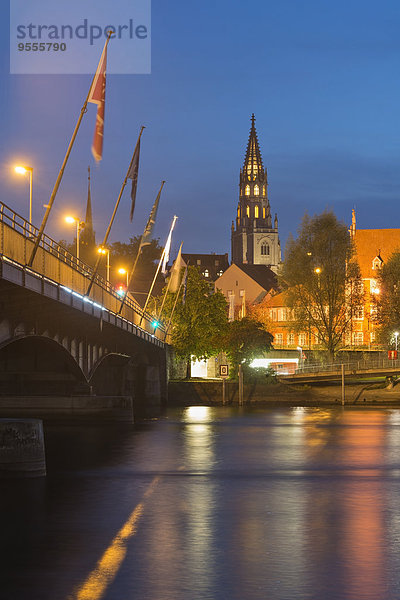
[1,0,400,260]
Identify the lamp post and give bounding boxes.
[297,345,303,370]
[118,268,129,287]
[98,247,110,282]
[14,165,33,225]
[395,331,399,352]
[65,216,85,260]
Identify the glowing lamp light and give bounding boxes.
[314,267,321,274]
[116,285,126,297]
[152,320,160,329]
[65,216,76,224]
[15,166,28,175]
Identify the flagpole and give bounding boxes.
[139,247,165,326]
[158,241,183,319]
[163,267,187,342]
[139,215,178,326]
[85,126,145,297]
[118,180,165,316]
[28,31,113,268]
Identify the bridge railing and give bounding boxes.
[0,201,167,341]
[295,356,400,376]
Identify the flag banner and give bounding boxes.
[161,215,178,275]
[140,181,165,249]
[169,243,184,293]
[128,139,141,221]
[88,40,108,161]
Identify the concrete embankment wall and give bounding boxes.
[0,396,134,423]
[168,380,400,406]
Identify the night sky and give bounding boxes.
[1,0,400,261]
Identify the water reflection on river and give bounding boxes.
[2,406,400,600]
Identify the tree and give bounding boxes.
[374,251,400,346]
[110,237,164,305]
[223,317,273,376]
[164,266,228,378]
[280,211,364,360]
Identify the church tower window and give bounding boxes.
[254,184,259,196]
[261,243,270,256]
[245,185,250,196]
[255,205,259,218]
[246,205,250,217]
[263,207,266,219]
[263,185,266,196]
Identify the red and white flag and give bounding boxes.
[88,40,108,161]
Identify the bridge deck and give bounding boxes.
[0,202,166,347]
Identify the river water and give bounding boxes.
[2,406,400,600]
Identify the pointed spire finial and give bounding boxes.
[251,113,255,127]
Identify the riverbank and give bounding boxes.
[168,379,400,406]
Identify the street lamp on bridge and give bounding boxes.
[14,165,33,226]
[118,268,129,287]
[65,216,85,260]
[98,247,110,282]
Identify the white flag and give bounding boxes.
[169,243,184,293]
[161,216,178,275]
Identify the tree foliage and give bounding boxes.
[110,237,163,304]
[374,251,400,346]
[280,211,364,359]
[223,317,273,376]
[164,266,228,370]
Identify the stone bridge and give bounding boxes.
[0,202,168,420]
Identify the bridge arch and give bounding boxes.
[0,335,88,396]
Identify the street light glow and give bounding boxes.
[15,166,27,175]
[118,268,127,275]
[65,216,76,224]
[314,267,321,274]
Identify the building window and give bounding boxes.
[255,205,259,218]
[263,185,266,195]
[261,243,270,256]
[217,270,224,277]
[353,331,363,345]
[370,331,376,342]
[245,185,250,196]
[263,207,266,219]
[254,184,259,196]
[237,207,240,218]
[353,306,364,320]
[275,333,283,346]
[197,259,201,266]
[246,205,250,217]
[204,269,209,278]
[298,333,307,346]
[287,333,295,346]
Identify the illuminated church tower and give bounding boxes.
[231,114,281,270]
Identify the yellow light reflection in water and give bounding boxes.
[70,476,160,600]
[183,406,212,423]
[182,407,216,594]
